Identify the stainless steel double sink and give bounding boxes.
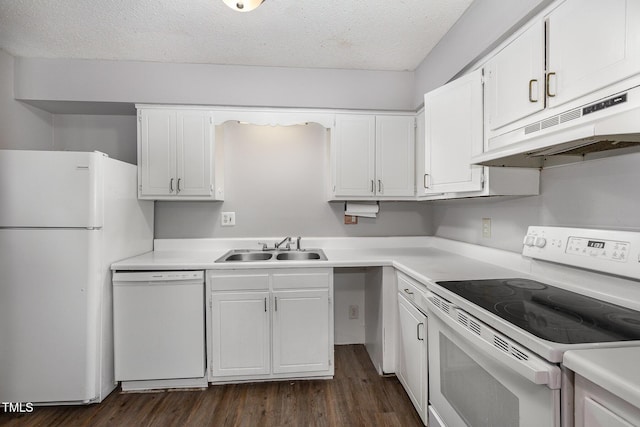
[215,248,327,263]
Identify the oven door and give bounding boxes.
[426,292,561,427]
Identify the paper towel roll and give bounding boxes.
[345,202,379,218]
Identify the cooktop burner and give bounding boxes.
[436,278,640,344]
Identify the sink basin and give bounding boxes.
[215,249,327,263]
[276,251,323,261]
[223,252,273,262]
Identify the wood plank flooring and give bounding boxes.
[0,345,423,427]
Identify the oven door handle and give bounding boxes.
[425,292,561,389]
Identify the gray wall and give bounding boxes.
[0,49,53,150]
[155,122,432,238]
[52,114,137,164]
[431,153,640,253]
[14,57,415,111]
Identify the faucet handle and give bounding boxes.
[257,242,269,251]
[295,236,301,250]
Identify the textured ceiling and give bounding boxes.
[0,0,473,71]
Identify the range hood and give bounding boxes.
[472,85,640,167]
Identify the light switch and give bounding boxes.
[221,212,236,226]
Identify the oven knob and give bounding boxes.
[524,236,535,246]
[535,237,547,248]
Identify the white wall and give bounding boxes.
[155,121,432,238]
[431,153,640,253]
[0,50,53,150]
[52,115,137,164]
[15,57,415,111]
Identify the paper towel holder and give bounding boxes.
[343,201,380,211]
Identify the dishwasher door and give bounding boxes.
[113,271,205,383]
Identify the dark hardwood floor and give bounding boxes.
[0,345,423,426]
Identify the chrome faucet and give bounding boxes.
[275,236,292,250]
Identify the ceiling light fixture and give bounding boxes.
[222,0,265,12]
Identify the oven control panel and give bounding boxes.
[565,237,630,262]
[523,226,640,280]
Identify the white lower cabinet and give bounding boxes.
[210,291,271,377]
[574,375,640,427]
[396,272,428,425]
[207,268,334,382]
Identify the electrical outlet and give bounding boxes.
[221,212,236,226]
[344,215,358,224]
[482,217,491,238]
[349,305,359,320]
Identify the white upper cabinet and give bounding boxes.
[138,108,176,197]
[423,69,484,194]
[333,115,376,197]
[175,110,213,197]
[332,114,415,199]
[375,115,416,197]
[137,106,224,201]
[546,0,640,109]
[485,0,640,137]
[485,21,546,131]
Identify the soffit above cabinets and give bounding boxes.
[0,0,473,72]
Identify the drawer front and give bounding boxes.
[209,271,270,291]
[272,268,332,290]
[397,271,427,310]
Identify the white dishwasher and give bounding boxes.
[113,271,207,391]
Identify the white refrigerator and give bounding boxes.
[0,150,154,404]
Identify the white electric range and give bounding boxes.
[425,226,640,427]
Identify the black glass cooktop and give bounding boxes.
[436,278,640,344]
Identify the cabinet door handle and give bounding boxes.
[169,178,174,193]
[275,296,278,311]
[404,288,414,295]
[423,174,430,189]
[528,79,538,102]
[177,178,182,193]
[417,323,424,341]
[264,297,267,312]
[378,179,382,193]
[546,72,557,98]
[370,179,375,193]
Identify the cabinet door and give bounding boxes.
[424,69,484,194]
[485,21,545,131]
[547,0,640,109]
[333,115,376,197]
[582,397,634,427]
[272,289,330,374]
[138,109,176,197]
[210,291,270,377]
[375,115,415,197]
[176,110,213,197]
[397,293,427,422]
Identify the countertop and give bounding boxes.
[111,237,530,288]
[564,347,640,410]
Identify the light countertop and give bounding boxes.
[111,238,529,288]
